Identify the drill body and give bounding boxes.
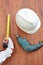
[16,35,43,52]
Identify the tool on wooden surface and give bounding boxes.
[1,14,14,64]
[0,37,14,64]
[16,34,43,52]
[3,14,10,48]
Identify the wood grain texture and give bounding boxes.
[0,0,43,65]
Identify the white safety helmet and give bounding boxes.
[16,8,41,34]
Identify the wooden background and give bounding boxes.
[0,0,43,65]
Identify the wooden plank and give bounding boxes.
[0,0,43,65]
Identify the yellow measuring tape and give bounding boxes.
[6,14,10,39]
